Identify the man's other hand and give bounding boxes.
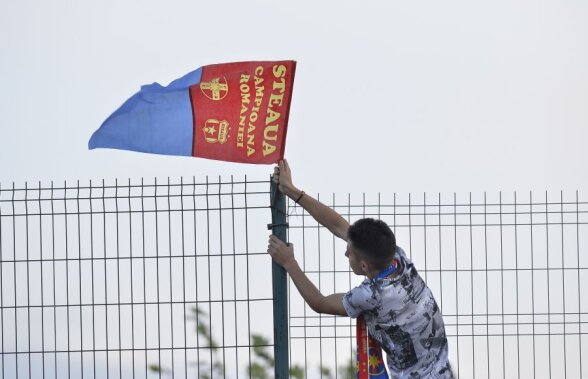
[267,235,296,270]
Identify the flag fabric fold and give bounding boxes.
[89,60,296,164]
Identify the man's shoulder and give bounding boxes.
[345,278,372,296]
[343,278,382,317]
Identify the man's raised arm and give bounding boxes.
[273,159,349,241]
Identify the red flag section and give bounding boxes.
[357,317,370,379]
[190,61,296,164]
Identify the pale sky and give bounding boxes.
[1,2,587,377]
[1,0,587,194]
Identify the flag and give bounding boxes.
[357,317,389,379]
[89,60,296,164]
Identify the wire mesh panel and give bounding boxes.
[286,191,588,379]
[2,182,587,379]
[0,177,275,379]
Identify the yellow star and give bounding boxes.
[207,126,216,135]
[368,353,381,371]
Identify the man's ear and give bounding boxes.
[359,260,370,274]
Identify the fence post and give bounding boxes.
[270,180,289,378]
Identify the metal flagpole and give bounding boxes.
[269,179,289,378]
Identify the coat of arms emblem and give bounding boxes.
[202,119,230,144]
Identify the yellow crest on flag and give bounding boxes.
[202,119,230,144]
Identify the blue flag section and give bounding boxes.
[366,345,389,378]
[89,68,203,156]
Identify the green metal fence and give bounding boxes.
[1,180,586,378]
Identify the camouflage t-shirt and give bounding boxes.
[342,247,453,379]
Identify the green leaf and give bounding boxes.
[251,334,274,366]
[148,364,171,374]
[289,364,305,379]
[197,323,209,337]
[320,365,334,379]
[251,334,270,346]
[249,362,270,379]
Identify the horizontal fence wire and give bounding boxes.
[0,177,275,379]
[286,191,588,379]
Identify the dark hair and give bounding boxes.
[347,218,396,269]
